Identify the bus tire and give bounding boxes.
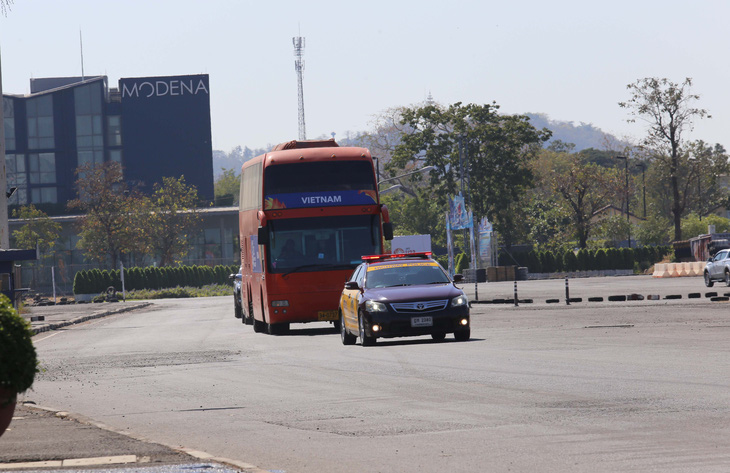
[268,322,289,335]
[253,315,266,333]
[245,299,254,325]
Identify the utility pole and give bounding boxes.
[293,35,306,141]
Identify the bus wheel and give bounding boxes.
[253,316,266,333]
[358,312,376,347]
[245,300,254,325]
[268,322,289,335]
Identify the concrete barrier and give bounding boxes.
[667,263,680,277]
[653,263,670,278]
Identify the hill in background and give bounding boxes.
[212,114,626,177]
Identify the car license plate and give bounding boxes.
[411,316,433,327]
[318,310,339,321]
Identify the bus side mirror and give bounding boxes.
[257,226,269,245]
[453,274,463,282]
[383,222,394,241]
[345,281,360,290]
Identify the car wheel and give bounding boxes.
[431,332,446,342]
[234,295,243,319]
[358,312,376,347]
[725,271,730,287]
[340,311,356,345]
[454,329,470,342]
[704,271,714,287]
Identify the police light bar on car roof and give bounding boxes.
[361,252,432,261]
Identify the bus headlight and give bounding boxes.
[451,295,468,307]
[365,300,387,312]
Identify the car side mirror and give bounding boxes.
[453,274,463,282]
[345,281,360,290]
[228,273,236,280]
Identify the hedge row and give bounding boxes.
[498,246,672,274]
[73,264,238,295]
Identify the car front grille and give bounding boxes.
[391,299,449,313]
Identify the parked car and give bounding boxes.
[704,249,730,287]
[229,270,252,324]
[339,252,470,346]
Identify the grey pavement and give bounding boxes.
[3,275,725,472]
[2,300,260,473]
[21,300,155,335]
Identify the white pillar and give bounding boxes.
[0,47,9,249]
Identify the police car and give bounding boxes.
[338,252,469,346]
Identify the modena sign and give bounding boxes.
[121,76,209,99]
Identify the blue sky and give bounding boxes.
[2,0,729,153]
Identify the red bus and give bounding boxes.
[237,139,393,334]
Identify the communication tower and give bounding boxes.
[293,36,307,141]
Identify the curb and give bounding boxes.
[29,302,153,335]
[5,402,266,473]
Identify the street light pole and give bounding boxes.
[377,166,435,187]
[635,162,646,218]
[616,156,630,248]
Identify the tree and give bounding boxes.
[685,141,730,218]
[620,78,710,241]
[11,205,62,257]
[147,176,202,267]
[533,150,623,249]
[381,189,447,253]
[214,168,239,206]
[68,162,149,268]
[390,102,550,247]
[681,213,730,240]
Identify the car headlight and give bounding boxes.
[365,300,387,312]
[451,295,468,307]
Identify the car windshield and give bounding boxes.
[365,263,450,288]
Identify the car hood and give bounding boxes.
[365,284,463,303]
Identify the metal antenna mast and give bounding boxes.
[292,35,306,141]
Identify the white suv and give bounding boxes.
[704,249,730,287]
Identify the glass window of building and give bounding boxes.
[26,95,54,149]
[107,115,122,146]
[29,152,56,184]
[3,97,15,151]
[30,187,57,204]
[74,82,104,166]
[109,149,122,163]
[5,154,27,205]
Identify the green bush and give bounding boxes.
[563,250,578,272]
[454,252,469,274]
[0,294,38,394]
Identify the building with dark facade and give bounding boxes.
[2,73,214,211]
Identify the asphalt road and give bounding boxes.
[18,276,730,473]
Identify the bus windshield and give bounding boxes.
[266,215,382,274]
